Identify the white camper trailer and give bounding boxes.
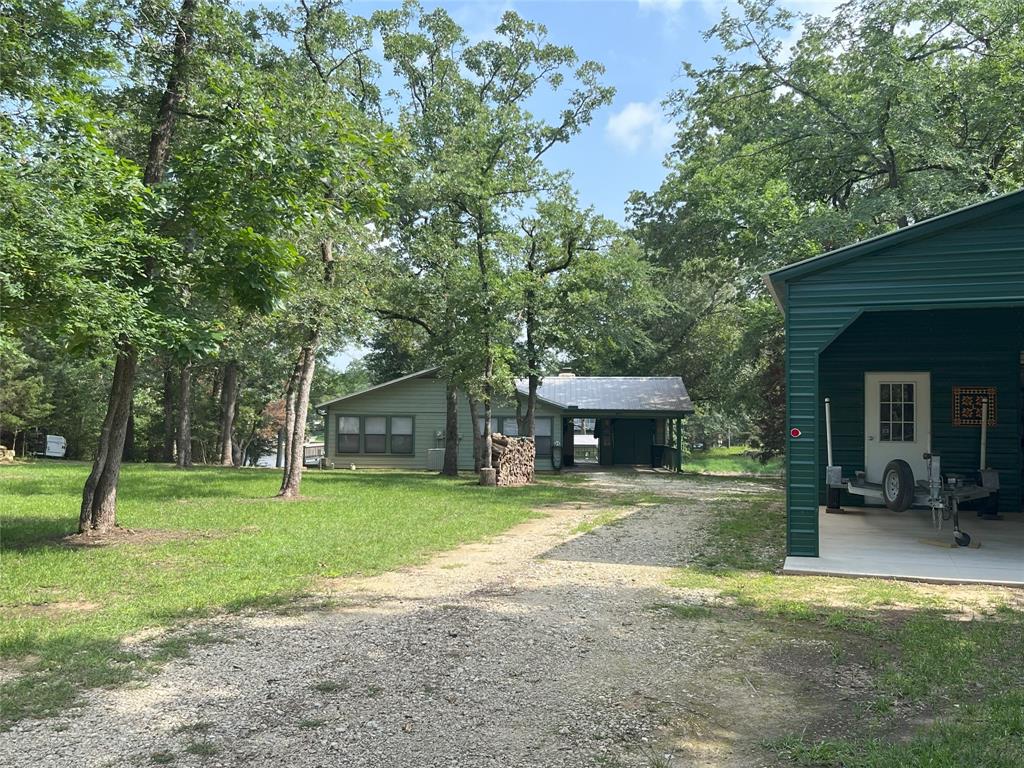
[40,434,67,458]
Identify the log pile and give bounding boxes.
[491,433,535,487]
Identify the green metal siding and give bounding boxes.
[326,376,448,469]
[783,204,1024,556]
[819,309,1023,514]
[324,376,562,471]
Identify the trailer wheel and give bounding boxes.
[882,459,914,512]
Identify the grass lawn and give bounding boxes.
[684,445,783,477]
[669,489,1024,768]
[0,461,603,724]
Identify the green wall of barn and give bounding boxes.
[782,198,1024,556]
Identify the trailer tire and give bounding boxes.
[882,459,914,512]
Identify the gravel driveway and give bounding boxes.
[3,472,792,768]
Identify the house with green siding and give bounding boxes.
[766,189,1024,580]
[316,369,692,472]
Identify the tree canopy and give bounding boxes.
[4,0,1023,498]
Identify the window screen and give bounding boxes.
[391,416,413,454]
[477,417,499,435]
[535,417,552,457]
[364,416,387,453]
[880,383,915,442]
[337,416,359,453]
[501,418,519,436]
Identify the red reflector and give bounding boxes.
[790,427,802,438]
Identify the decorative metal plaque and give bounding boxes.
[952,386,997,427]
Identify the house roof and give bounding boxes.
[315,367,438,409]
[317,367,693,414]
[764,188,1024,311]
[516,375,693,414]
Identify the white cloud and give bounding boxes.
[605,100,675,154]
[637,0,686,10]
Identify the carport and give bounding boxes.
[522,374,693,469]
[765,190,1024,585]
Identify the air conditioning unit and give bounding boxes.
[426,448,443,471]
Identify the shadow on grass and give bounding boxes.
[0,630,227,724]
[1,517,80,550]
[0,588,328,726]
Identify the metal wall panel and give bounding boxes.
[783,204,1024,556]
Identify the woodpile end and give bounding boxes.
[490,433,535,487]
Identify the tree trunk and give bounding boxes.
[78,0,195,527]
[279,340,317,497]
[79,347,138,533]
[122,400,135,461]
[218,359,238,466]
[526,373,539,437]
[281,362,300,471]
[162,362,175,462]
[142,0,196,187]
[279,238,333,497]
[522,281,539,437]
[482,359,494,470]
[176,361,192,468]
[468,395,482,472]
[442,380,459,476]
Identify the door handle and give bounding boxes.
[867,436,874,441]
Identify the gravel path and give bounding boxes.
[3,472,790,768]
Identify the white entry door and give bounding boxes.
[864,372,931,485]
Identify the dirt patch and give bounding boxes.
[59,527,221,548]
[7,600,100,619]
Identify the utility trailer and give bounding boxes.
[824,397,999,547]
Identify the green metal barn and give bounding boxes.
[766,190,1024,585]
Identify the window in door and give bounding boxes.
[880,383,915,442]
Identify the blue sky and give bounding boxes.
[333,0,836,368]
[355,0,732,224]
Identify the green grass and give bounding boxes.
[572,509,623,534]
[664,492,1024,768]
[0,461,595,723]
[683,446,783,477]
[311,679,347,694]
[183,741,218,757]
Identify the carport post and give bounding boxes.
[675,418,683,472]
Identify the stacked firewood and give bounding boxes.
[491,434,536,486]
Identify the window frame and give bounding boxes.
[879,382,916,443]
[498,416,519,437]
[363,415,388,454]
[336,415,361,454]
[335,414,416,455]
[390,415,415,455]
[534,416,553,457]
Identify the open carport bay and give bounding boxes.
[785,506,1024,586]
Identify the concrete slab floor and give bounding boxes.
[783,506,1024,587]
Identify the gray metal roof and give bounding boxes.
[517,375,693,413]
